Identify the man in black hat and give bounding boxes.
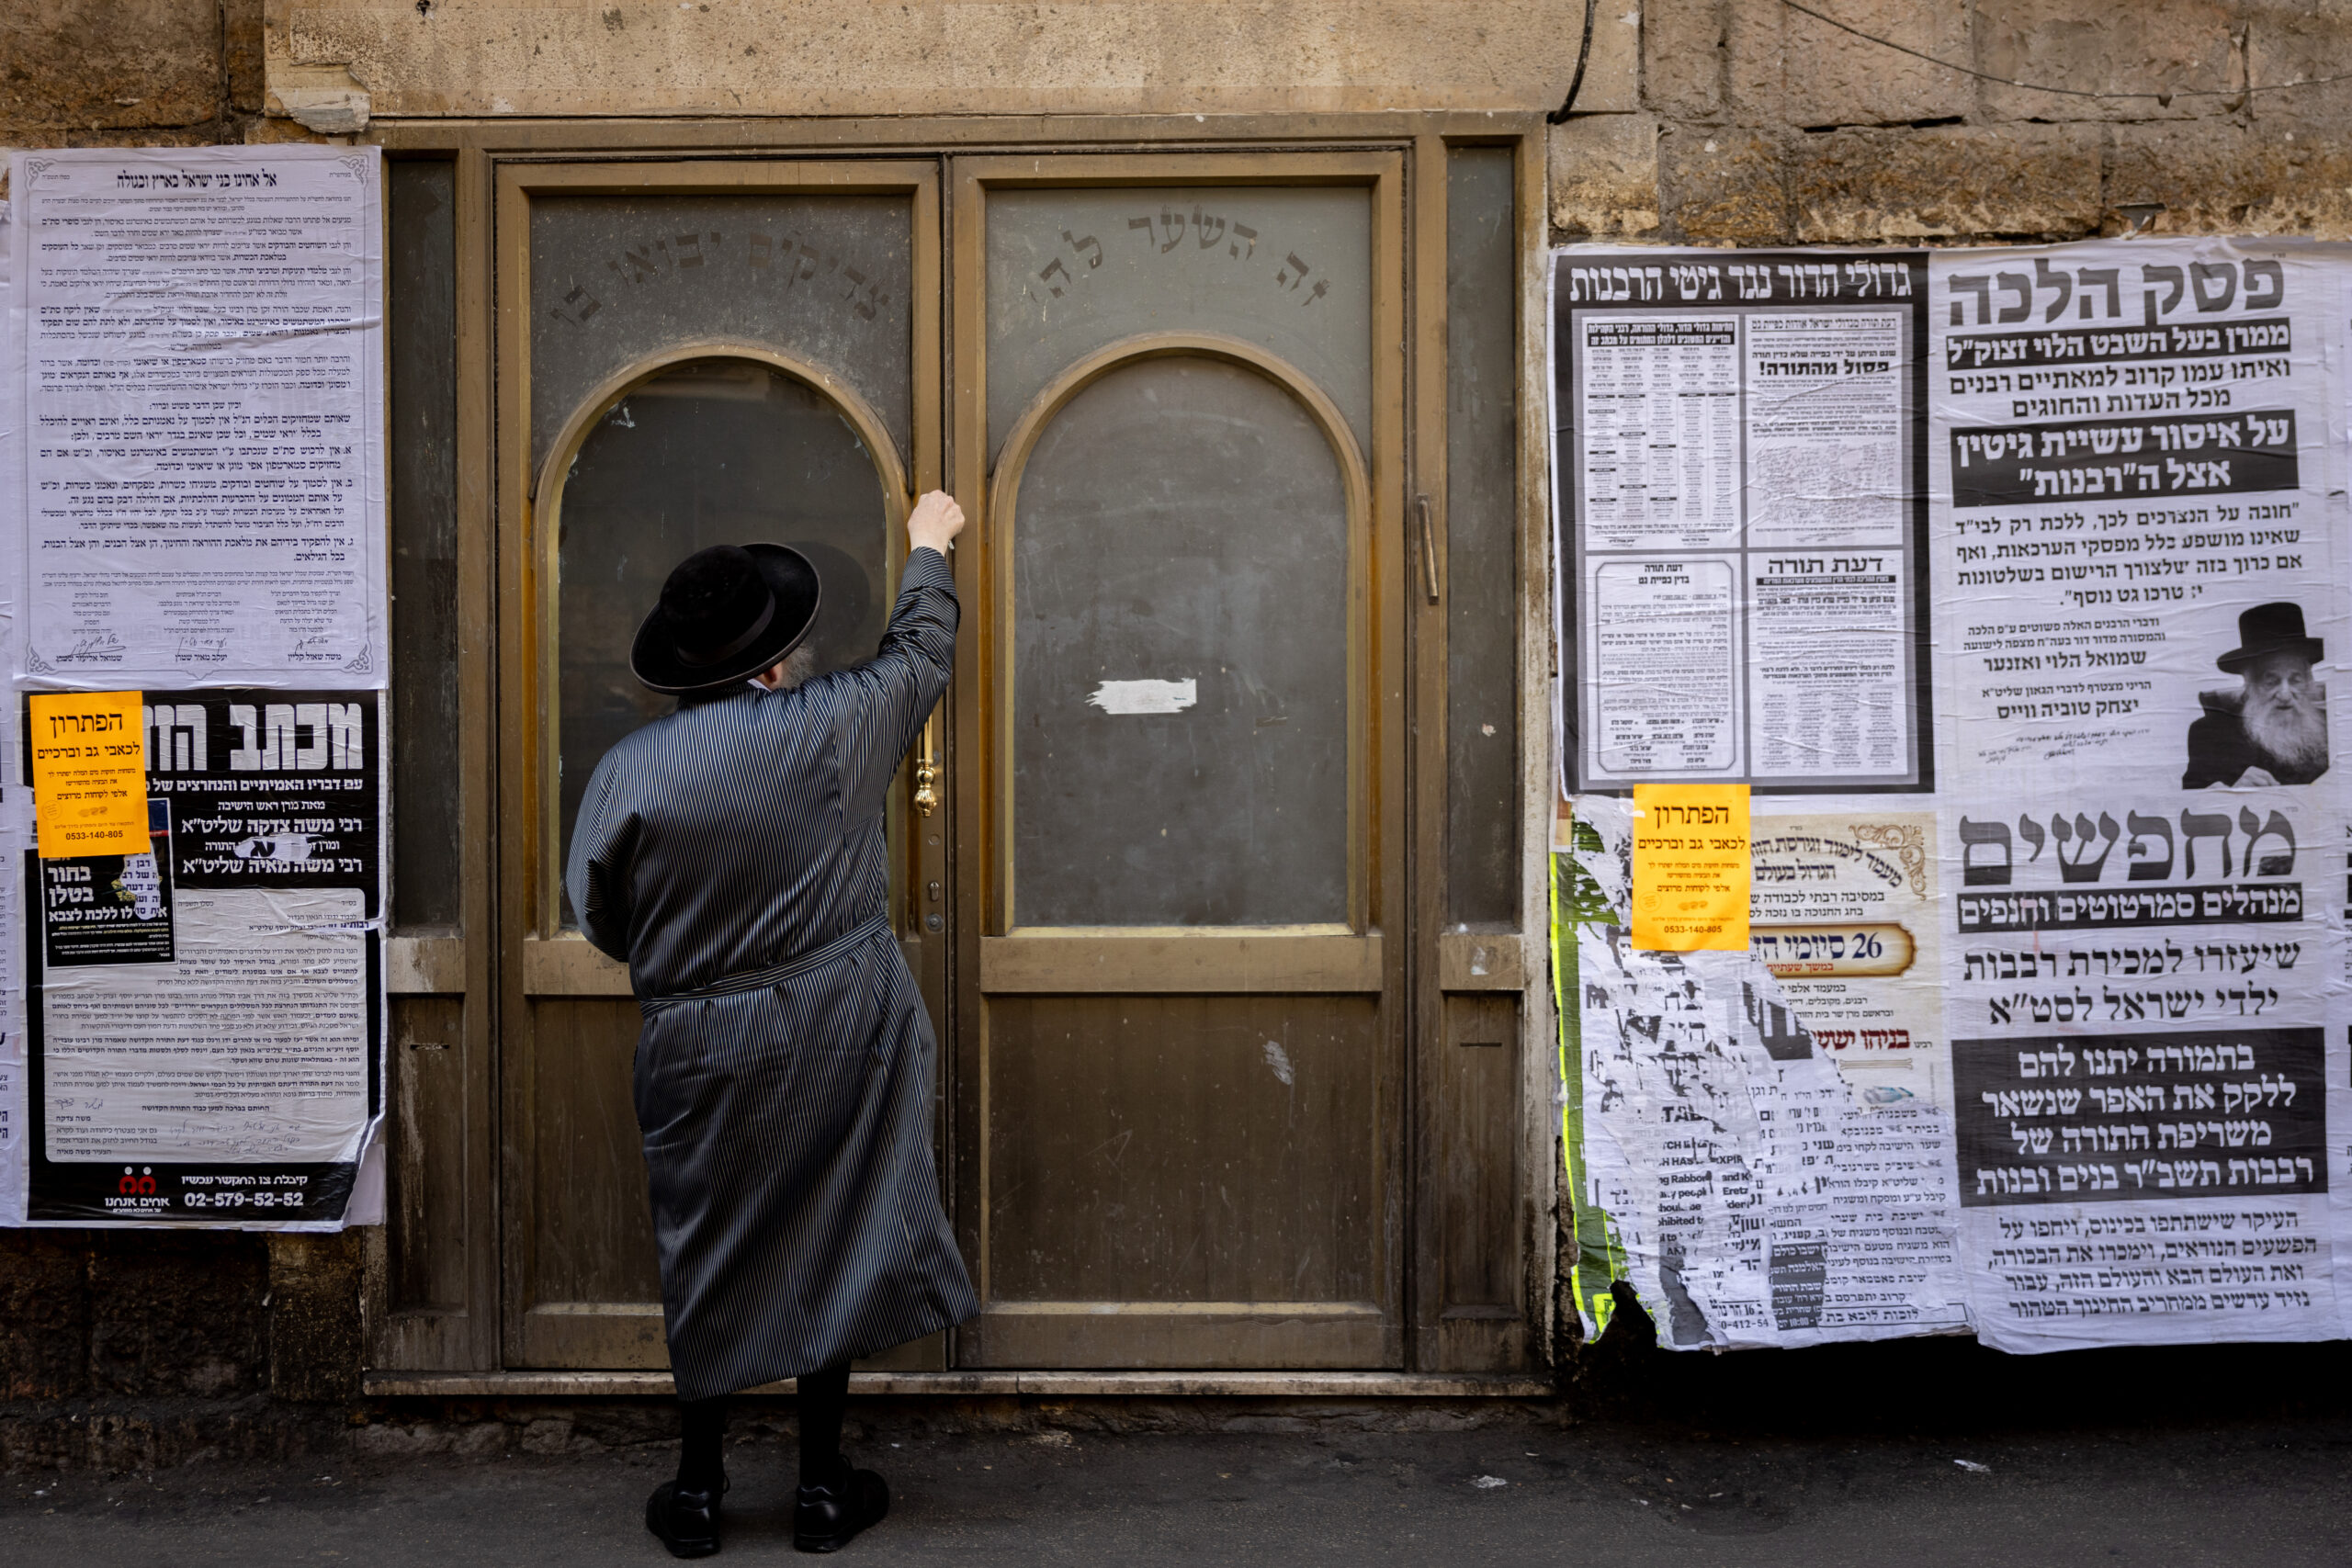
[567,491,976,1558]
[2183,601,2330,788]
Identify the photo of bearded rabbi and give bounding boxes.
[567,491,977,1558]
[2182,601,2331,790]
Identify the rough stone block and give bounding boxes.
[1974,0,2234,122]
[1549,113,1662,238]
[1642,0,1724,120]
[0,0,222,135]
[0,1233,90,1400]
[1728,0,1972,127]
[2245,1,2352,131]
[86,1233,268,1399]
[2105,122,2352,238]
[269,0,1633,118]
[1657,125,1787,243]
[243,114,351,145]
[1789,122,2103,241]
[1591,0,1648,115]
[227,0,268,116]
[267,1232,365,1404]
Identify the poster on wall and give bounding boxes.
[0,201,25,1225]
[1551,248,1931,793]
[1552,235,2352,1355]
[1564,797,1967,1349]
[21,691,383,1226]
[5,146,385,688]
[1927,239,2350,1351]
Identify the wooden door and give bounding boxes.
[493,161,947,1371]
[950,155,1408,1368]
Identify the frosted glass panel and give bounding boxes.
[987,186,1372,462]
[1446,147,1520,926]
[1012,355,1349,927]
[531,194,911,475]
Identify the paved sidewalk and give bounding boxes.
[5,1413,2349,1566]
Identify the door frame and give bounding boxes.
[947,150,1409,1366]
[489,158,945,1368]
[364,117,1555,1382]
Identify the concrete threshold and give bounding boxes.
[362,1370,1555,1400]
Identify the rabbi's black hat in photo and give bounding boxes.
[2217,601,2323,673]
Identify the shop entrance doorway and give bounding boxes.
[434,140,1506,1382]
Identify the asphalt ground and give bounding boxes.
[4,1412,2348,1566]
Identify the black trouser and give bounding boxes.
[678,1363,851,1493]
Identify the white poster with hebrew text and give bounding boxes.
[1928,240,2351,1351]
[7,146,384,687]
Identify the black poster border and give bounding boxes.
[1552,247,1937,796]
[20,690,385,1227]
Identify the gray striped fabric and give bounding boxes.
[567,546,977,1401]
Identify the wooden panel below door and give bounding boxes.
[388,996,470,1314]
[517,998,664,1366]
[970,992,1393,1369]
[1430,993,1527,1371]
[975,1302,1386,1368]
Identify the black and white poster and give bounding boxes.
[1552,249,1932,793]
[1555,236,2352,1355]
[1928,239,2350,1350]
[6,146,386,687]
[22,690,383,1225]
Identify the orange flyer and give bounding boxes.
[30,690,149,858]
[1630,784,1750,952]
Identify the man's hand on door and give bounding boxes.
[908,491,966,556]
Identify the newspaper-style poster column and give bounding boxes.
[23,691,382,1226]
[7,147,384,688]
[0,197,24,1225]
[1552,250,1930,792]
[1929,241,2349,1350]
[1567,797,1967,1348]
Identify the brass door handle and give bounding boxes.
[913,711,940,818]
[1415,493,1441,604]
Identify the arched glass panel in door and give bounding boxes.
[1011,352,1353,929]
[553,355,896,922]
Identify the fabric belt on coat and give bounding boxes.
[639,914,892,1017]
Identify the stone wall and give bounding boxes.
[0,1227,370,1472]
[1553,0,2352,243]
[0,0,263,150]
[0,1227,365,1459]
[2,0,2349,1466]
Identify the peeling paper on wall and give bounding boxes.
[1087,678,1197,715]
[1568,799,1969,1350]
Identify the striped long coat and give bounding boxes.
[566,546,977,1402]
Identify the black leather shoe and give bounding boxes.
[794,1459,888,1553]
[646,1479,722,1559]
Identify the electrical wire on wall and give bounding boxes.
[1547,0,2352,122]
[1546,0,1598,124]
[1777,0,2352,99]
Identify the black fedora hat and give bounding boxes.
[631,542,821,696]
[2217,601,2323,673]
